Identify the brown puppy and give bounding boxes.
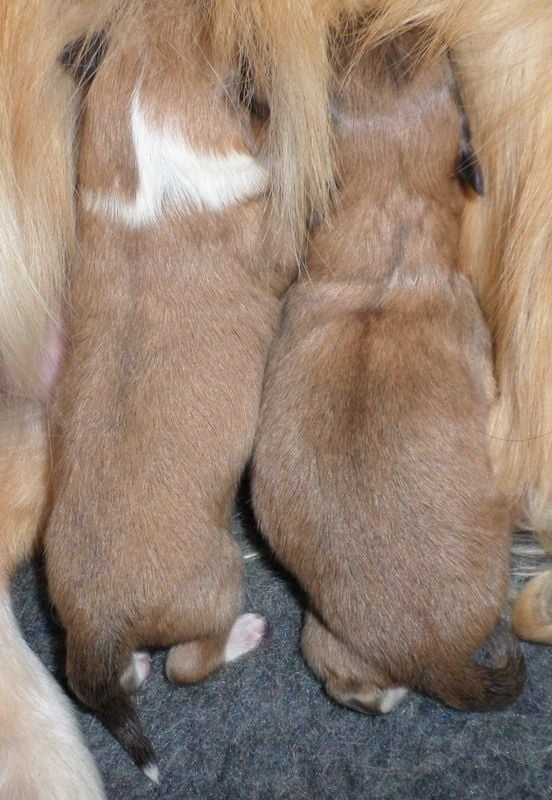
[252,31,524,714]
[45,2,294,777]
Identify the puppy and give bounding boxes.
[45,3,294,777]
[252,31,525,714]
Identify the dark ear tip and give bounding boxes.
[60,33,107,88]
[457,143,485,196]
[238,56,270,121]
[473,171,485,196]
[60,40,80,70]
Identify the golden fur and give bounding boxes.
[0,2,114,795]
[0,0,116,395]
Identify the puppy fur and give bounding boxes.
[2,0,547,791]
[45,2,295,777]
[252,30,525,714]
[216,0,552,638]
[1,3,551,686]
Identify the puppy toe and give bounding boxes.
[377,686,409,713]
[335,685,408,715]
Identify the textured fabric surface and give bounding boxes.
[11,513,552,800]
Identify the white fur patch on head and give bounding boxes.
[224,612,266,663]
[83,91,268,227]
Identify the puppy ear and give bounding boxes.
[456,114,485,196]
[238,56,270,122]
[60,33,107,88]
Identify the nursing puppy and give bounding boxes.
[252,31,525,713]
[45,3,294,777]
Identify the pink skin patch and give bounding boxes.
[223,613,266,663]
[120,650,152,693]
[40,320,65,393]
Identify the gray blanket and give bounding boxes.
[12,518,552,800]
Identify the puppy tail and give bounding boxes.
[426,620,526,712]
[66,631,159,782]
[95,695,159,784]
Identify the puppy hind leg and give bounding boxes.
[301,611,408,715]
[166,613,266,684]
[329,683,409,716]
[166,633,230,684]
[166,526,266,684]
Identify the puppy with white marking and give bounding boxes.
[252,29,525,714]
[45,3,294,777]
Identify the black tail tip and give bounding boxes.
[95,694,159,779]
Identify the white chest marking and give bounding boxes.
[83,92,267,226]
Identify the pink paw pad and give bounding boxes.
[224,613,266,663]
[120,650,152,693]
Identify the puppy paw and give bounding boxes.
[120,650,152,693]
[224,613,266,663]
[337,685,408,715]
[378,686,409,713]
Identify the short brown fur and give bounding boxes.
[252,31,524,712]
[45,1,295,771]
